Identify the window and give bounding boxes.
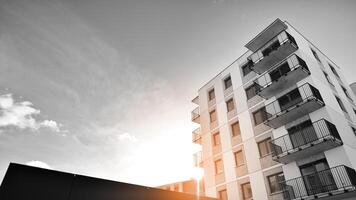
[353,109,356,116]
[208,89,215,101]
[231,121,241,137]
[226,98,235,112]
[218,189,228,200]
[253,107,267,125]
[224,76,232,89]
[210,110,217,123]
[241,182,252,200]
[335,96,347,113]
[278,88,302,111]
[245,84,258,100]
[214,159,223,174]
[242,61,253,76]
[174,184,180,192]
[213,132,221,146]
[269,62,290,82]
[311,48,321,63]
[258,138,272,157]
[268,172,285,194]
[329,64,340,78]
[341,86,352,100]
[234,150,245,166]
[323,71,334,86]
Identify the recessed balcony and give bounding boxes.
[255,55,310,99]
[264,83,325,129]
[270,119,342,164]
[191,107,200,124]
[192,127,202,145]
[252,32,298,74]
[281,165,356,200]
[245,18,288,52]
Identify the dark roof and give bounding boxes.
[0,163,216,200]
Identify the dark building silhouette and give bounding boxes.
[0,163,216,200]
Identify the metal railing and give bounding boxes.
[270,119,342,158]
[280,165,356,199]
[255,55,310,90]
[264,83,324,120]
[191,107,200,121]
[192,127,201,142]
[253,31,298,64]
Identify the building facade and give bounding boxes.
[158,179,204,196]
[191,19,356,200]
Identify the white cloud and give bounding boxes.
[0,93,61,132]
[26,160,52,169]
[117,132,137,142]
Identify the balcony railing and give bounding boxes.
[193,151,203,167]
[251,32,298,74]
[280,165,356,199]
[264,83,325,128]
[270,119,342,163]
[191,107,200,124]
[255,55,310,99]
[192,127,202,144]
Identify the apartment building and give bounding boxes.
[158,179,204,196]
[191,18,356,200]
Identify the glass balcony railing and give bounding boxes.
[255,55,310,99]
[280,165,356,199]
[192,127,202,144]
[264,83,324,128]
[191,107,200,124]
[270,119,342,164]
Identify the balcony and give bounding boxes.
[252,32,298,74]
[191,107,200,124]
[245,18,288,52]
[255,55,310,99]
[192,95,199,105]
[264,83,324,129]
[281,165,356,200]
[192,127,202,144]
[270,119,342,164]
[193,151,203,167]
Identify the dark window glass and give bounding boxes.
[278,88,302,111]
[341,86,352,100]
[311,48,321,63]
[335,96,347,113]
[241,182,252,200]
[224,76,232,89]
[262,40,280,57]
[258,138,272,157]
[245,84,257,100]
[268,172,285,193]
[234,150,245,166]
[323,71,334,86]
[231,122,241,137]
[269,62,291,82]
[208,89,215,101]
[253,107,267,125]
[242,61,253,76]
[226,98,235,112]
[329,64,340,78]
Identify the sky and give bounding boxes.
[0,0,356,186]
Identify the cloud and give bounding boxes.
[117,132,137,142]
[26,160,52,170]
[0,93,61,132]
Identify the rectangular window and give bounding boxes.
[245,84,258,100]
[226,98,235,112]
[210,110,217,123]
[242,61,253,76]
[323,71,334,86]
[224,76,232,90]
[241,182,253,200]
[208,89,215,101]
[218,189,228,200]
[253,107,267,125]
[268,172,285,194]
[341,86,352,100]
[335,96,347,113]
[214,159,223,174]
[269,62,290,82]
[234,150,245,166]
[258,138,272,157]
[231,121,241,137]
[329,64,340,78]
[311,48,321,63]
[213,132,221,146]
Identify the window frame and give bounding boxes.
[335,96,347,113]
[253,107,267,125]
[208,88,215,101]
[231,121,241,137]
[245,84,258,100]
[258,138,272,157]
[218,189,228,200]
[224,76,232,90]
[234,150,245,167]
[329,63,340,78]
[209,110,217,123]
[267,172,285,194]
[311,48,321,63]
[226,98,235,112]
[212,132,221,146]
[214,159,223,174]
[241,182,252,200]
